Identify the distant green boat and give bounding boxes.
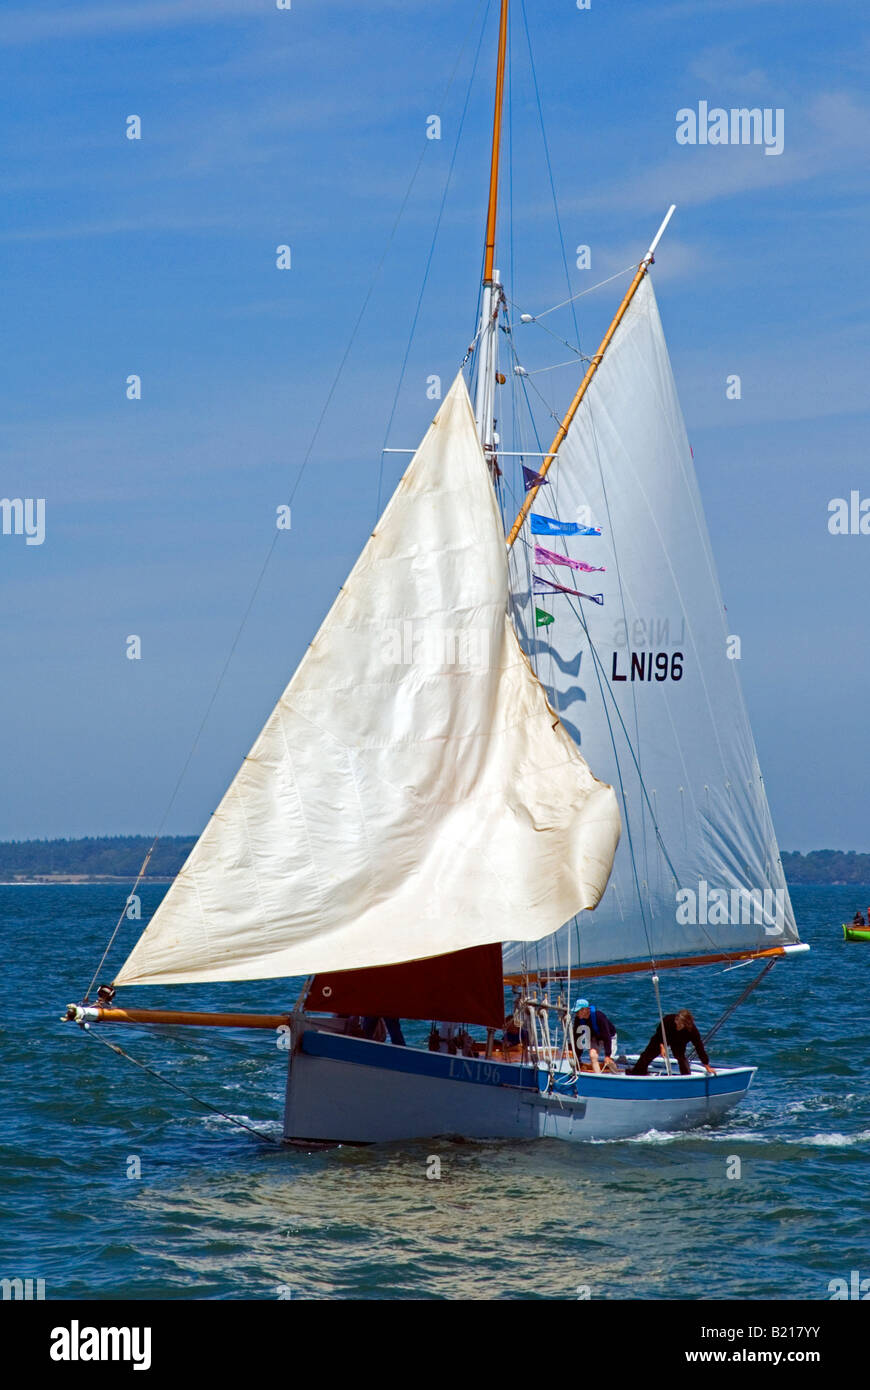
[843,924,870,942]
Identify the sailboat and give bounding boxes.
[67,0,807,1144]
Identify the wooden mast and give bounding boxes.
[506,204,676,548]
[484,0,509,288]
[473,0,510,453]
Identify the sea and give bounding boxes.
[1,883,867,1302]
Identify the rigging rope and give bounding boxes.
[82,1025,282,1146]
[518,0,584,354]
[524,265,636,322]
[376,0,492,515]
[521,355,591,376]
[649,973,672,1076]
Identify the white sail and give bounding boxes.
[115,374,620,987]
[504,274,799,973]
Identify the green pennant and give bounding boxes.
[535,607,555,628]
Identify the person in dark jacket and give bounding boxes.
[362,1016,406,1046]
[572,999,618,1073]
[628,1008,716,1076]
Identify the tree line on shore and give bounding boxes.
[0,836,196,879]
[0,838,868,885]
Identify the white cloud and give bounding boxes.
[0,0,264,46]
[0,0,436,46]
[688,44,770,92]
[0,213,245,242]
[656,0,850,17]
[558,86,870,218]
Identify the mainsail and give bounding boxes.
[505,275,799,973]
[115,374,620,988]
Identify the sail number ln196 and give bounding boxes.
[611,651,684,682]
[447,1058,503,1085]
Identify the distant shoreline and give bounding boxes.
[0,877,176,886]
[0,836,195,885]
[2,839,870,889]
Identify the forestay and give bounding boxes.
[116,374,620,987]
[504,275,799,973]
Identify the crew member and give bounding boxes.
[572,998,618,1074]
[628,1007,716,1076]
[500,1013,529,1054]
[362,1016,406,1046]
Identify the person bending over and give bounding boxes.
[572,998,619,1074]
[628,1008,716,1076]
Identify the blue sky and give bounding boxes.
[0,0,867,850]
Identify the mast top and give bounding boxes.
[483,0,509,285]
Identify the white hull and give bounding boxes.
[284,1027,755,1144]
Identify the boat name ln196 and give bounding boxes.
[611,650,684,681]
[447,1057,504,1085]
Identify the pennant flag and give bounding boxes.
[530,513,602,537]
[534,544,605,572]
[522,466,550,492]
[535,608,555,629]
[534,576,604,606]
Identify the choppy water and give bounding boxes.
[1,884,867,1300]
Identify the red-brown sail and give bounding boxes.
[308,943,504,1027]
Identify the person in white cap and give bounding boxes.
[572,999,619,1073]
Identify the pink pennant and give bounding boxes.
[534,545,604,573]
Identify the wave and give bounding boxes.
[613,1123,870,1149]
[784,1095,859,1114]
[621,1127,765,1145]
[803,1129,870,1147]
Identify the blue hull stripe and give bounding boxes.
[301,1030,538,1089]
[300,1031,754,1100]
